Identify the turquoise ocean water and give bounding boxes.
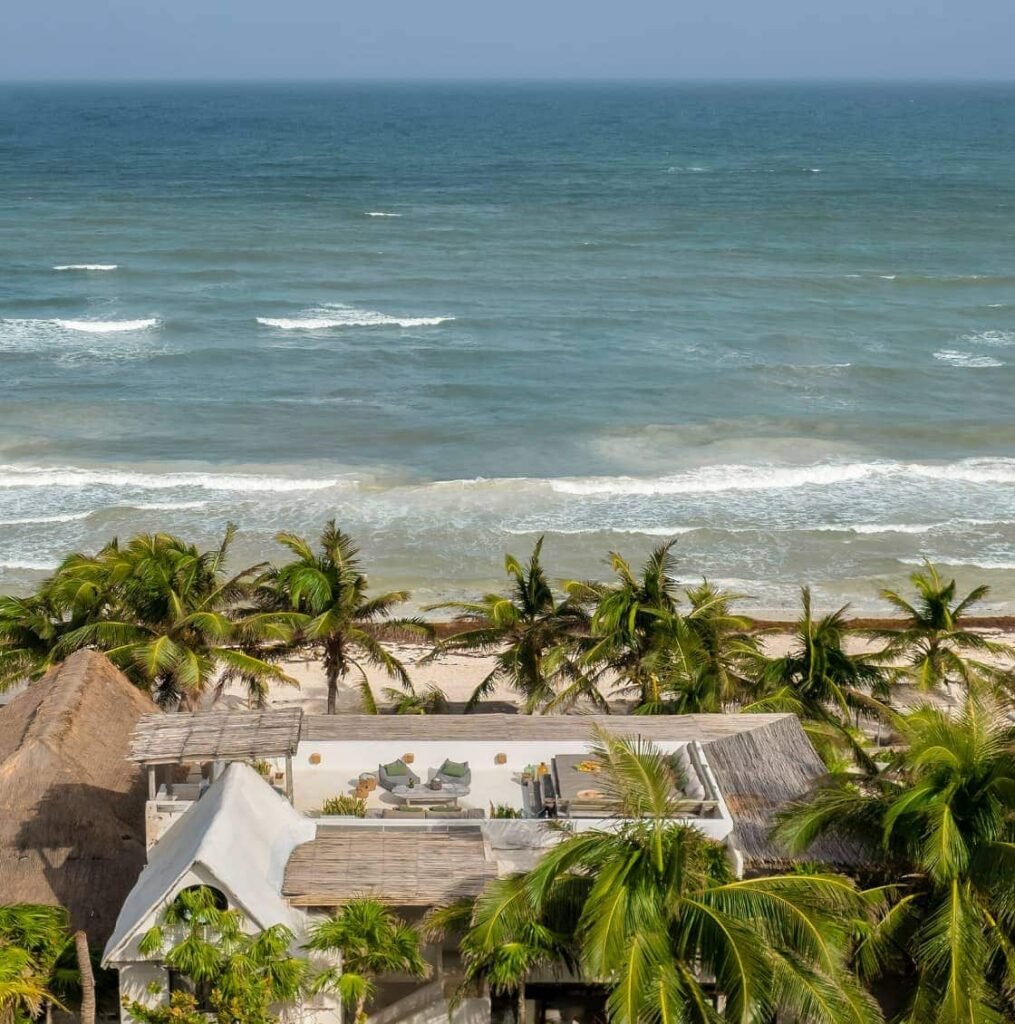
[1,83,1013,611]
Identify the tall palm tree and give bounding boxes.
[564,541,683,709]
[428,538,589,712]
[258,522,429,713]
[433,730,882,1024]
[874,562,1011,695]
[746,588,891,767]
[306,899,429,1024]
[46,527,295,708]
[775,697,1015,1024]
[638,581,761,714]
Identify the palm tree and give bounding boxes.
[0,904,73,1024]
[258,522,430,713]
[564,541,683,709]
[874,561,1011,695]
[135,887,307,1024]
[306,899,429,1024]
[775,697,1015,1024]
[0,594,65,692]
[428,538,589,712]
[46,527,295,708]
[434,730,882,1024]
[638,581,761,714]
[746,588,891,767]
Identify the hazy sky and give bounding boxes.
[5,0,1013,81]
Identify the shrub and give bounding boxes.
[489,803,521,819]
[321,795,367,817]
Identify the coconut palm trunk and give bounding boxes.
[74,931,94,1024]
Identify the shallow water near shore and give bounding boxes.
[1,82,1013,611]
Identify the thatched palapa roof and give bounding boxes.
[283,827,499,907]
[0,651,155,943]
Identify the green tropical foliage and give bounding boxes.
[874,562,1011,694]
[305,899,429,1023]
[430,730,883,1024]
[0,904,75,1024]
[428,538,590,712]
[634,581,762,714]
[133,887,307,1024]
[0,528,295,707]
[257,521,429,713]
[745,588,891,766]
[563,541,684,709]
[775,697,1015,1024]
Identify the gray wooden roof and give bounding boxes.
[301,712,797,742]
[282,827,498,906]
[128,708,303,764]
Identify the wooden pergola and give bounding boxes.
[128,708,304,802]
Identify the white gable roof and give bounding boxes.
[103,762,316,966]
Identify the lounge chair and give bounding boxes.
[378,759,420,791]
[433,759,471,786]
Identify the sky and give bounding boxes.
[4,0,1013,81]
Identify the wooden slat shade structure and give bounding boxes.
[128,708,303,765]
[283,827,499,907]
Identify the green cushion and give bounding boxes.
[384,760,408,776]
[441,759,468,779]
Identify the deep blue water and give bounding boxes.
[1,83,1013,610]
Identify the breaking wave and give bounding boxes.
[257,305,454,330]
[934,349,1004,368]
[0,466,353,493]
[547,458,1015,497]
[365,211,402,217]
[52,264,118,271]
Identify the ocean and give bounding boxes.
[1,82,1013,613]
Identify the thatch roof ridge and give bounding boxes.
[0,651,156,943]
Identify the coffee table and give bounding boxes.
[392,783,469,806]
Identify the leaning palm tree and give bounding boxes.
[775,697,1015,1024]
[258,522,429,713]
[746,588,891,767]
[428,538,589,712]
[306,899,428,1024]
[564,541,683,709]
[433,730,883,1024]
[46,527,295,708]
[874,561,1011,695]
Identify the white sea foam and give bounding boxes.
[127,500,210,511]
[0,558,59,571]
[934,349,1004,368]
[546,457,1015,498]
[52,264,118,271]
[365,211,401,217]
[54,318,159,334]
[879,274,897,280]
[549,462,878,497]
[898,556,1015,571]
[963,330,1015,347]
[504,525,698,537]
[0,465,353,493]
[257,305,454,330]
[0,511,95,525]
